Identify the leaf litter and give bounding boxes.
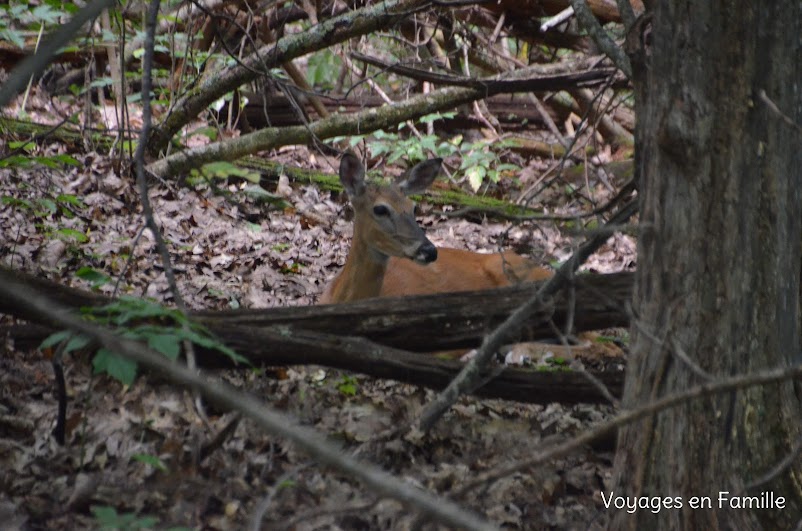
[0,124,634,529]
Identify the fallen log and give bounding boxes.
[0,267,632,351]
[0,267,631,404]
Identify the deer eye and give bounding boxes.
[373,204,390,217]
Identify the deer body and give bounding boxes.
[381,249,552,298]
[319,154,552,305]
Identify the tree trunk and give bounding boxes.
[612,3,802,530]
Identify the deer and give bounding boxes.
[318,153,622,361]
[319,153,552,304]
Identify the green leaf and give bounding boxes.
[63,334,91,353]
[0,155,32,168]
[189,126,218,141]
[88,77,115,89]
[41,330,73,349]
[91,505,119,524]
[306,49,342,88]
[41,330,91,353]
[1,28,25,49]
[93,348,138,385]
[90,297,182,325]
[181,326,249,365]
[131,453,168,471]
[32,5,59,23]
[36,198,57,214]
[57,193,85,207]
[2,196,32,209]
[76,267,111,288]
[337,375,358,396]
[52,154,81,167]
[54,228,88,243]
[466,166,486,192]
[91,505,159,530]
[8,141,35,152]
[146,333,181,360]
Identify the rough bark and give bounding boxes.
[148,0,431,155]
[0,267,630,405]
[612,3,802,529]
[0,266,631,351]
[146,65,615,179]
[5,321,623,405]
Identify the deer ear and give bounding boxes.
[397,158,441,195]
[339,153,366,198]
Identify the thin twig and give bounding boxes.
[249,463,312,531]
[134,0,206,423]
[0,273,497,531]
[568,0,632,78]
[759,89,802,135]
[418,199,638,431]
[278,499,382,531]
[745,433,802,490]
[540,7,574,32]
[0,0,117,107]
[615,0,637,30]
[458,358,802,496]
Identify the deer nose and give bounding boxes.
[414,241,437,264]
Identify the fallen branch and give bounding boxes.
[0,267,632,352]
[0,269,497,531]
[2,321,624,404]
[146,61,617,178]
[419,199,638,430]
[148,0,431,155]
[1,267,630,404]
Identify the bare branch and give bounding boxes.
[0,0,117,107]
[460,358,802,495]
[146,62,617,179]
[418,199,638,431]
[0,271,497,531]
[568,0,632,77]
[149,0,433,154]
[759,89,802,135]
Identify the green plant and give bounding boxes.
[91,505,158,530]
[306,49,342,89]
[75,266,112,289]
[360,113,459,164]
[536,358,572,372]
[131,453,168,472]
[339,115,522,191]
[2,187,84,216]
[0,0,77,49]
[0,144,81,169]
[337,375,358,396]
[41,297,249,385]
[458,138,521,192]
[3,191,91,253]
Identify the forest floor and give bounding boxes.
[1,90,636,530]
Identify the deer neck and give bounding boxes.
[331,225,389,303]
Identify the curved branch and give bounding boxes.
[0,0,117,108]
[148,0,432,155]
[0,269,497,531]
[418,199,638,430]
[147,65,616,178]
[568,0,632,78]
